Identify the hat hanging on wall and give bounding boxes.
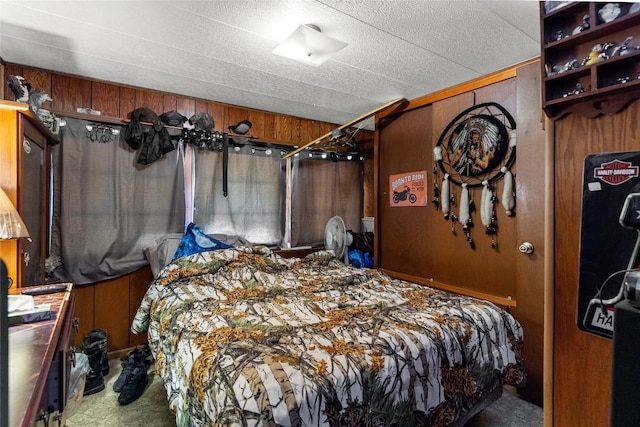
[160,110,187,127]
[229,120,252,135]
[189,112,215,132]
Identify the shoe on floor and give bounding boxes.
[113,349,150,392]
[83,342,105,396]
[117,366,148,405]
[83,372,105,396]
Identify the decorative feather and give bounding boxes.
[441,174,450,218]
[433,146,443,162]
[481,181,493,227]
[501,167,515,216]
[459,183,470,226]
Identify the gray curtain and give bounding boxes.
[290,158,363,247]
[52,118,185,284]
[193,146,284,245]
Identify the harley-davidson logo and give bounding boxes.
[594,159,639,185]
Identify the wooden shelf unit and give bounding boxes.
[541,2,640,118]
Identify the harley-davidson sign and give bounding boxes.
[594,159,639,185]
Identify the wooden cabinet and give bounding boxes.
[8,284,77,427]
[0,101,59,287]
[541,2,640,118]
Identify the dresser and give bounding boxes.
[8,284,76,427]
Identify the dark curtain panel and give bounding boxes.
[51,118,185,284]
[291,159,363,247]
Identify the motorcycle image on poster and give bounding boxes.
[389,171,427,207]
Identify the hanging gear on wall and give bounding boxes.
[433,101,516,249]
[124,107,158,150]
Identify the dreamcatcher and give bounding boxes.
[433,101,516,249]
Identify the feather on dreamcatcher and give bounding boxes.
[433,101,516,249]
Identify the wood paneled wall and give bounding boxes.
[2,62,371,146]
[553,102,640,426]
[1,61,374,351]
[375,62,546,406]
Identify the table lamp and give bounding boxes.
[0,187,30,427]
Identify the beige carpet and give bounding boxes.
[66,358,543,426]
[65,358,174,427]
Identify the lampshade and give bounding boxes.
[0,188,29,240]
[272,24,348,66]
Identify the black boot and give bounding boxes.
[81,328,109,376]
[83,345,105,396]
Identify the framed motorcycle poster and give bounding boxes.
[389,170,427,207]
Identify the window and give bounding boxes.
[192,147,284,245]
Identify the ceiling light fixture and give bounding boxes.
[272,24,347,66]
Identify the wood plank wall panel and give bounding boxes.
[275,115,293,142]
[164,94,177,113]
[135,89,164,114]
[91,81,120,117]
[300,119,318,144]
[553,102,640,425]
[226,106,249,132]
[51,74,91,113]
[319,122,335,141]
[71,285,95,347]
[128,266,152,347]
[207,102,225,132]
[291,117,302,144]
[176,96,195,119]
[119,86,136,118]
[378,106,434,277]
[23,68,52,111]
[248,110,266,140]
[263,112,276,140]
[94,276,131,352]
[363,160,374,217]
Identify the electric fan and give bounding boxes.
[324,216,353,264]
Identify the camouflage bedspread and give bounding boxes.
[132,246,525,427]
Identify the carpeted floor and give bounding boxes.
[65,358,174,427]
[66,357,543,426]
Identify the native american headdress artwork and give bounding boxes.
[433,101,516,249]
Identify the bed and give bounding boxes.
[132,245,526,427]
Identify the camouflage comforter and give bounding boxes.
[132,246,526,427]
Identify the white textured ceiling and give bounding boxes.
[0,0,541,127]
